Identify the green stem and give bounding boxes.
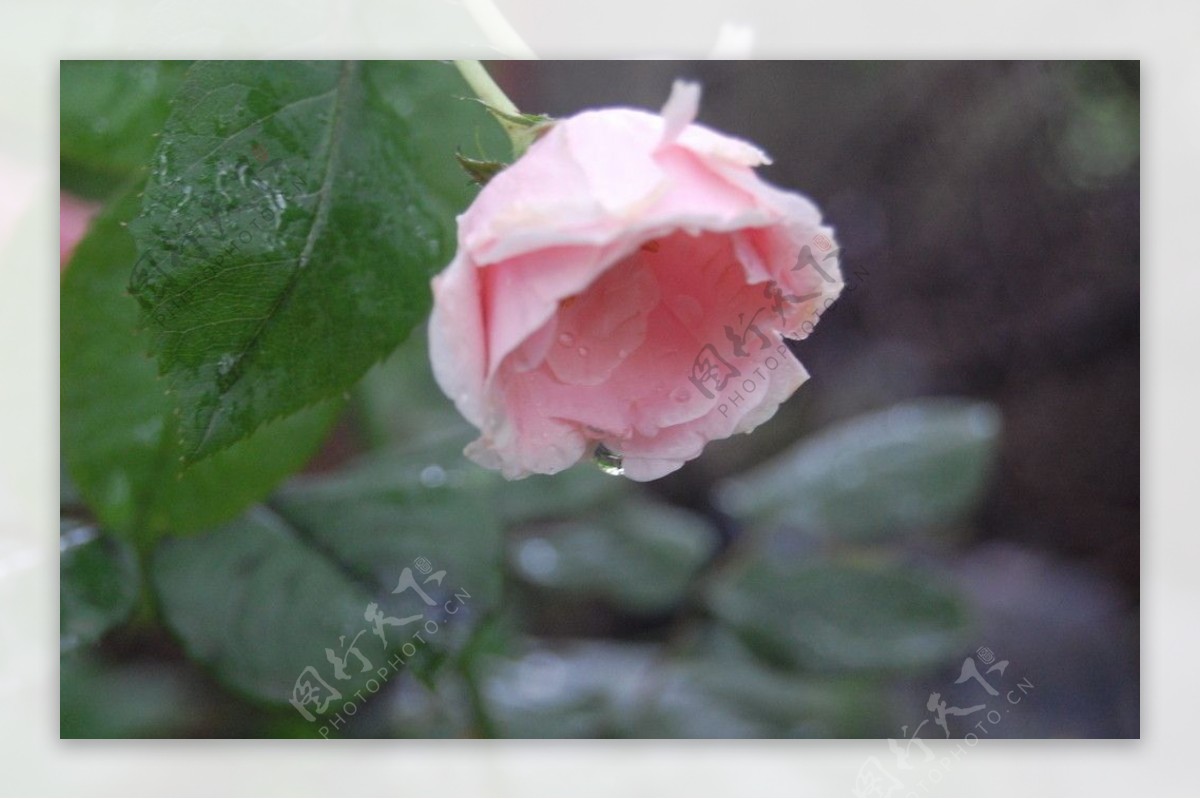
[453,59,535,159]
[454,59,520,117]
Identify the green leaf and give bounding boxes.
[153,507,381,709]
[60,520,140,652]
[717,399,1001,542]
[127,60,503,462]
[481,640,660,738]
[495,467,626,526]
[61,182,342,545]
[707,560,971,674]
[508,499,719,614]
[633,636,887,738]
[60,61,191,197]
[153,441,503,714]
[352,322,473,449]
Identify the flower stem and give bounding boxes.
[453,59,536,159]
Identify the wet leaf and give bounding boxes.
[61,182,342,545]
[127,60,503,462]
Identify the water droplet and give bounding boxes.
[593,443,624,476]
[617,348,629,359]
[557,332,575,347]
[514,651,568,703]
[419,464,446,488]
[577,346,589,357]
[671,387,691,403]
[516,537,559,579]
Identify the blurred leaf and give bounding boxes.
[717,399,1001,542]
[60,654,201,738]
[508,499,719,614]
[153,441,503,716]
[271,438,504,619]
[153,507,379,706]
[496,467,626,526]
[126,60,501,462]
[353,323,470,448]
[707,560,971,673]
[481,640,660,738]
[61,182,342,546]
[59,520,140,652]
[59,61,190,197]
[633,635,887,738]
[479,634,883,738]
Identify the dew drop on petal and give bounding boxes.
[557,332,575,347]
[593,443,624,476]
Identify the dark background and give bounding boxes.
[496,61,1140,736]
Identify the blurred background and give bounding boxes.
[60,60,1139,739]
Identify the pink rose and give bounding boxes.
[429,81,842,481]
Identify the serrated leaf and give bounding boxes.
[717,399,1001,542]
[153,442,502,715]
[127,60,502,462]
[707,560,971,673]
[59,60,190,197]
[59,520,140,652]
[61,182,342,546]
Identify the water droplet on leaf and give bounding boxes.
[419,464,447,488]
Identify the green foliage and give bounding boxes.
[59,521,140,651]
[126,61,502,462]
[507,499,718,614]
[707,559,971,673]
[717,399,1001,542]
[59,61,190,197]
[61,182,342,546]
[152,507,382,705]
[60,655,200,738]
[153,439,503,713]
[634,641,886,738]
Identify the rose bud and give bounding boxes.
[429,80,842,481]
